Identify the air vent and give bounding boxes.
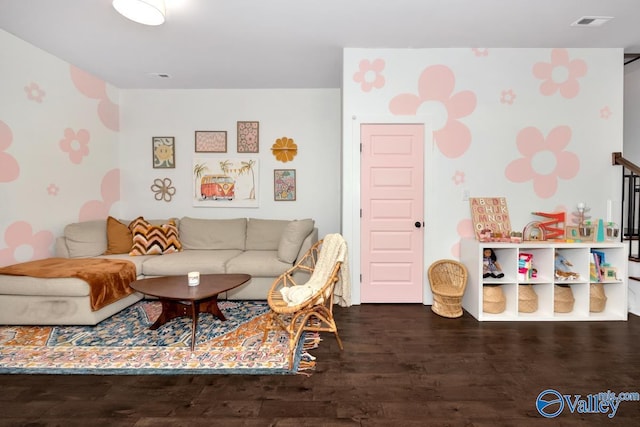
[571,16,613,27]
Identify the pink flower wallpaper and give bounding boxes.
[344,47,622,259]
[0,31,120,267]
[389,65,477,158]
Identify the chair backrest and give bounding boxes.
[428,259,468,294]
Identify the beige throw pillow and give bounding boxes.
[277,219,315,263]
[64,220,107,258]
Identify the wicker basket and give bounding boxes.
[518,284,538,313]
[590,283,607,312]
[483,285,506,314]
[428,260,468,318]
[554,285,575,313]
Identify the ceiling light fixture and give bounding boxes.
[112,0,166,26]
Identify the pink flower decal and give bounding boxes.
[24,82,46,103]
[472,48,489,57]
[353,59,385,92]
[70,65,119,131]
[389,65,476,158]
[47,184,59,196]
[0,221,54,265]
[505,125,579,199]
[532,49,587,99]
[59,128,90,164]
[452,170,465,185]
[600,106,612,119]
[500,89,516,105]
[0,120,19,183]
[79,169,121,221]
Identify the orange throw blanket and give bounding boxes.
[0,258,137,311]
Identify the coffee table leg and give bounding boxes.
[190,301,199,351]
[200,295,227,321]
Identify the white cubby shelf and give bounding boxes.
[460,239,628,321]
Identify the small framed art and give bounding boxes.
[274,169,296,201]
[237,121,259,153]
[195,130,227,153]
[152,136,175,169]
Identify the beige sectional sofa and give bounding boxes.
[0,216,317,325]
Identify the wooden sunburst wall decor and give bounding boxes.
[271,136,297,162]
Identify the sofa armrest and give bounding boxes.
[294,228,318,264]
[54,236,70,258]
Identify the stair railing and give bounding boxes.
[612,152,640,259]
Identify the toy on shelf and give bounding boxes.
[483,248,504,278]
[572,202,595,239]
[555,250,579,280]
[531,211,565,240]
[518,252,534,281]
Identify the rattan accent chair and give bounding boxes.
[428,259,468,318]
[262,238,344,369]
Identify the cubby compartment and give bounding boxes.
[460,239,628,321]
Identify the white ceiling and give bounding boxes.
[1,0,639,89]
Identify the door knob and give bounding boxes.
[415,221,422,228]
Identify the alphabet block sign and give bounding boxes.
[469,197,512,241]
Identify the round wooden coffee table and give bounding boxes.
[130,273,251,350]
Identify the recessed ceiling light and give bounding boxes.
[571,16,613,27]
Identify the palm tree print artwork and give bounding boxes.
[192,158,259,207]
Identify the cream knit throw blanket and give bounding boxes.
[280,233,352,307]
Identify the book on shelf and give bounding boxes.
[590,251,603,282]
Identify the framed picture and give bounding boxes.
[195,131,227,153]
[193,158,259,208]
[274,169,296,201]
[237,121,259,153]
[152,136,175,169]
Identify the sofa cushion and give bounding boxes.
[129,217,182,256]
[226,250,292,277]
[104,216,133,255]
[245,218,289,250]
[277,219,315,263]
[64,220,107,258]
[179,217,247,250]
[141,250,242,276]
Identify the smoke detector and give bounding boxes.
[571,16,613,27]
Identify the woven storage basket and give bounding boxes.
[483,285,506,314]
[590,283,607,312]
[428,260,468,318]
[554,285,575,313]
[518,284,538,313]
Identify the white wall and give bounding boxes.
[342,48,624,304]
[624,59,640,163]
[118,89,342,239]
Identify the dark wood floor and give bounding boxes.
[1,304,639,426]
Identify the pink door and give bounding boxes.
[360,123,424,303]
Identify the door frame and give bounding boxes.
[344,115,435,305]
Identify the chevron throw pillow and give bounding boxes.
[129,217,182,255]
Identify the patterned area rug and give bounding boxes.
[0,300,319,375]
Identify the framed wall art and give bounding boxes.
[195,130,227,153]
[237,121,259,153]
[152,136,175,169]
[193,158,259,207]
[274,169,296,201]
